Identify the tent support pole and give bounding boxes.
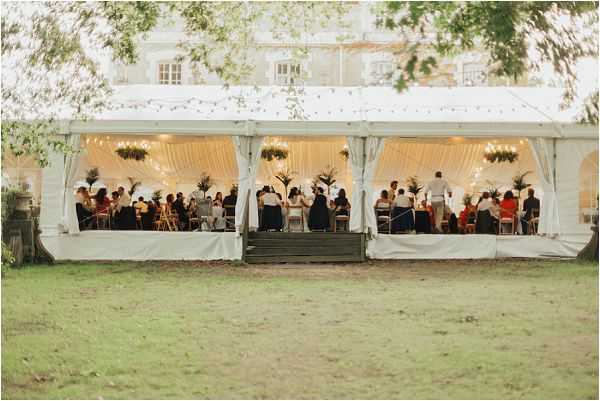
[360,137,366,234]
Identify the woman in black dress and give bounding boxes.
[333,188,351,216]
[308,187,330,231]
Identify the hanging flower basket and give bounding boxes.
[261,146,288,161]
[115,146,148,161]
[484,144,518,163]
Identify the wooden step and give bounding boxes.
[246,246,361,257]
[244,232,365,263]
[245,254,363,264]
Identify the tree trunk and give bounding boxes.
[577,224,598,262]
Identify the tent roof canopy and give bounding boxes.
[65,85,595,138]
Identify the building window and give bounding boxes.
[158,63,182,85]
[579,150,599,224]
[371,61,394,85]
[275,62,301,85]
[462,63,487,86]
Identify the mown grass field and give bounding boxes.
[2,259,598,399]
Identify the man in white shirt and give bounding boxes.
[394,188,413,208]
[116,186,131,212]
[423,171,452,233]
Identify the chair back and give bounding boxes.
[224,204,236,217]
[196,198,212,217]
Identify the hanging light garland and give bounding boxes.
[483,143,518,163]
[261,138,289,161]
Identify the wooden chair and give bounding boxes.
[499,216,515,235]
[375,206,391,234]
[224,205,236,231]
[334,214,350,232]
[528,208,540,234]
[287,205,304,232]
[95,213,110,230]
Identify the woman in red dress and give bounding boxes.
[499,190,518,232]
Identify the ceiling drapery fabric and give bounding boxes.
[528,138,560,235]
[233,135,264,233]
[61,134,81,235]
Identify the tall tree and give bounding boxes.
[374,1,599,123]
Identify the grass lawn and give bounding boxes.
[1,259,598,399]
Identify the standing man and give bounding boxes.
[423,171,452,233]
[389,180,399,202]
[116,186,131,213]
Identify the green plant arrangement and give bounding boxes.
[406,176,423,198]
[274,169,295,200]
[85,167,100,191]
[261,145,289,161]
[339,148,349,161]
[484,144,518,163]
[115,146,148,161]
[152,189,163,203]
[512,171,532,194]
[197,173,214,198]
[318,166,337,195]
[463,193,474,207]
[127,177,141,196]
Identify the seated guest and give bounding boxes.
[75,186,93,230]
[93,188,111,214]
[174,193,189,230]
[334,188,350,216]
[93,188,111,229]
[223,187,237,216]
[134,196,148,215]
[213,192,224,208]
[374,190,392,210]
[165,193,175,214]
[522,188,540,234]
[475,192,496,234]
[413,200,433,234]
[499,190,518,233]
[392,189,414,233]
[187,197,197,216]
[110,191,120,216]
[443,203,458,234]
[459,204,477,233]
[259,186,283,231]
[308,187,330,231]
[140,199,156,231]
[389,180,398,202]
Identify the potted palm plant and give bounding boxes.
[318,166,337,195]
[274,169,295,201]
[512,171,532,206]
[197,173,214,198]
[486,180,501,200]
[85,167,100,192]
[127,177,141,196]
[406,176,423,200]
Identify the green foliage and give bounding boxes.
[484,149,519,163]
[261,146,289,161]
[197,173,214,196]
[1,242,15,270]
[152,189,163,203]
[115,146,148,161]
[318,166,337,194]
[127,177,141,196]
[512,171,532,194]
[406,176,423,197]
[274,169,295,189]
[1,186,19,224]
[486,180,501,199]
[376,1,599,123]
[85,167,100,190]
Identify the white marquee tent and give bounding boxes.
[12,85,597,260]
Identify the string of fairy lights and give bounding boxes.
[109,86,551,118]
